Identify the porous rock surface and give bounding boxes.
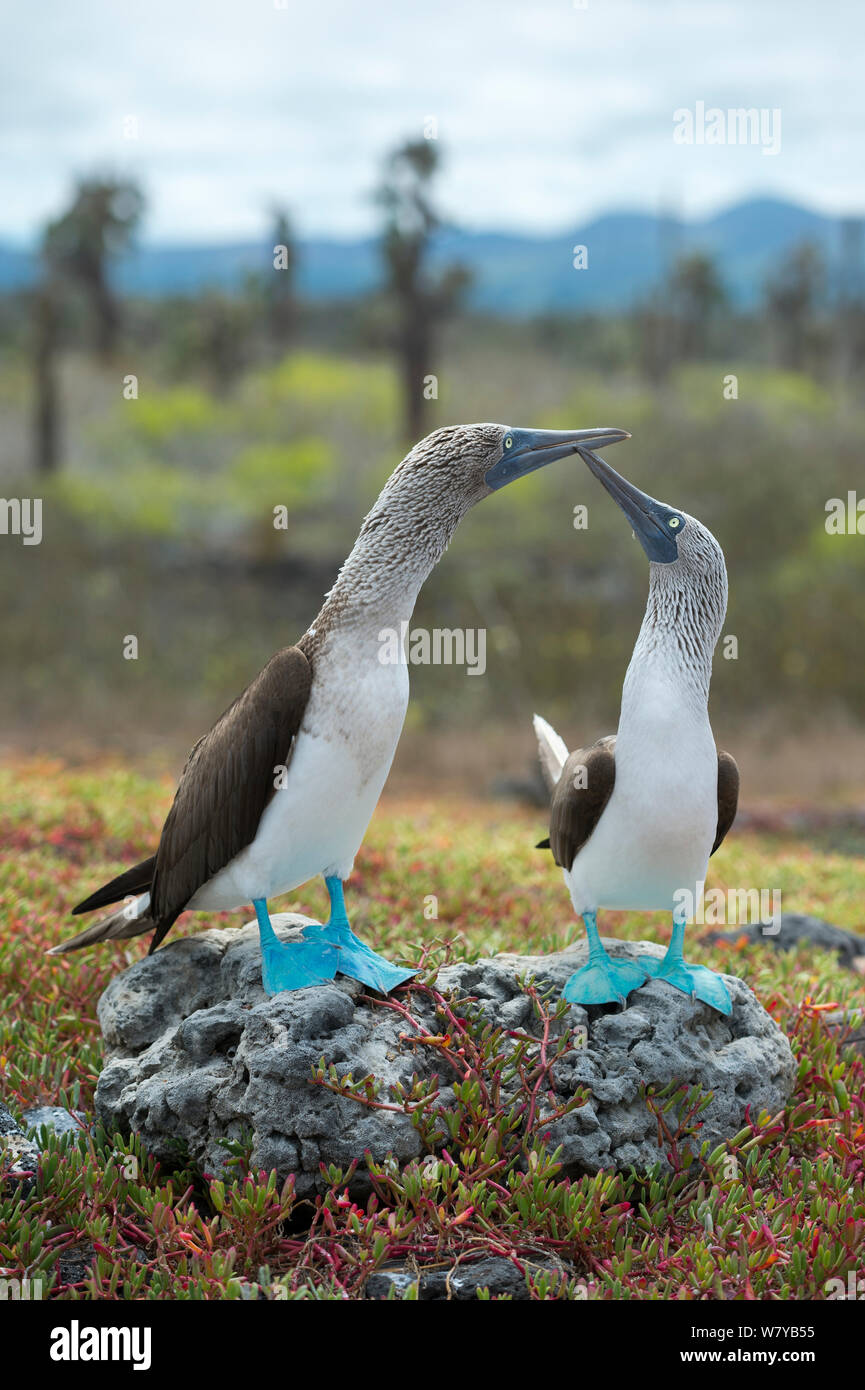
[95,916,795,1194]
[0,1101,40,1182]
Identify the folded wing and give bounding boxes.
[55,645,313,954]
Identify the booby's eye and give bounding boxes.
[668,517,681,529]
[504,435,513,449]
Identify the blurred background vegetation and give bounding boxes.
[1,141,863,803]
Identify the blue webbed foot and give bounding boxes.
[255,902,337,994]
[563,953,649,1006]
[320,877,414,994]
[325,923,415,994]
[254,883,415,997]
[260,929,337,993]
[643,953,732,1015]
[562,911,648,1006]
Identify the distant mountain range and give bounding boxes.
[0,198,854,314]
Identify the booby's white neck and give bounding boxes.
[619,556,726,731]
[318,510,454,637]
[304,463,470,660]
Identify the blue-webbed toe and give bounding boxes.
[643,914,733,1016]
[644,954,732,1015]
[260,927,338,993]
[563,954,649,1006]
[326,923,416,994]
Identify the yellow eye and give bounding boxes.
[669,517,681,529]
[504,435,513,448]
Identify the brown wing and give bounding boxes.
[711,750,739,855]
[546,736,616,870]
[148,645,313,949]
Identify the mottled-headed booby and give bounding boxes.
[534,448,739,1015]
[52,423,630,995]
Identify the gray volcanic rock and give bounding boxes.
[2,1102,87,1196]
[22,1106,87,1137]
[704,913,865,969]
[0,1102,22,1139]
[0,1101,41,1185]
[94,917,795,1194]
[364,1255,564,1300]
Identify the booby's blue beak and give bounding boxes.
[485,426,630,491]
[579,447,684,564]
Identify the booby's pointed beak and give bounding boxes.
[485,426,630,491]
[578,446,682,564]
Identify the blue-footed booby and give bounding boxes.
[534,447,739,1015]
[52,423,630,995]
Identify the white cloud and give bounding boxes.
[0,0,862,242]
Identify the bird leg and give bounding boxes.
[254,897,338,993]
[643,912,733,1015]
[320,877,415,994]
[562,910,649,1007]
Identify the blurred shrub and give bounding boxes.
[226,438,333,515]
[250,351,398,431]
[54,459,203,536]
[127,387,218,442]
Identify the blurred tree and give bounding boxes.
[635,296,675,385]
[43,177,144,359]
[376,139,471,440]
[32,282,60,475]
[269,206,296,349]
[835,217,865,382]
[764,241,826,372]
[195,291,252,393]
[667,251,727,361]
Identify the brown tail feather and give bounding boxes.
[72,855,156,916]
[48,902,155,955]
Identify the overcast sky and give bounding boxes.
[1,0,861,244]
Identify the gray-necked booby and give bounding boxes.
[52,422,630,995]
[534,448,739,1015]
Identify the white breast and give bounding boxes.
[565,681,718,916]
[189,647,409,910]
